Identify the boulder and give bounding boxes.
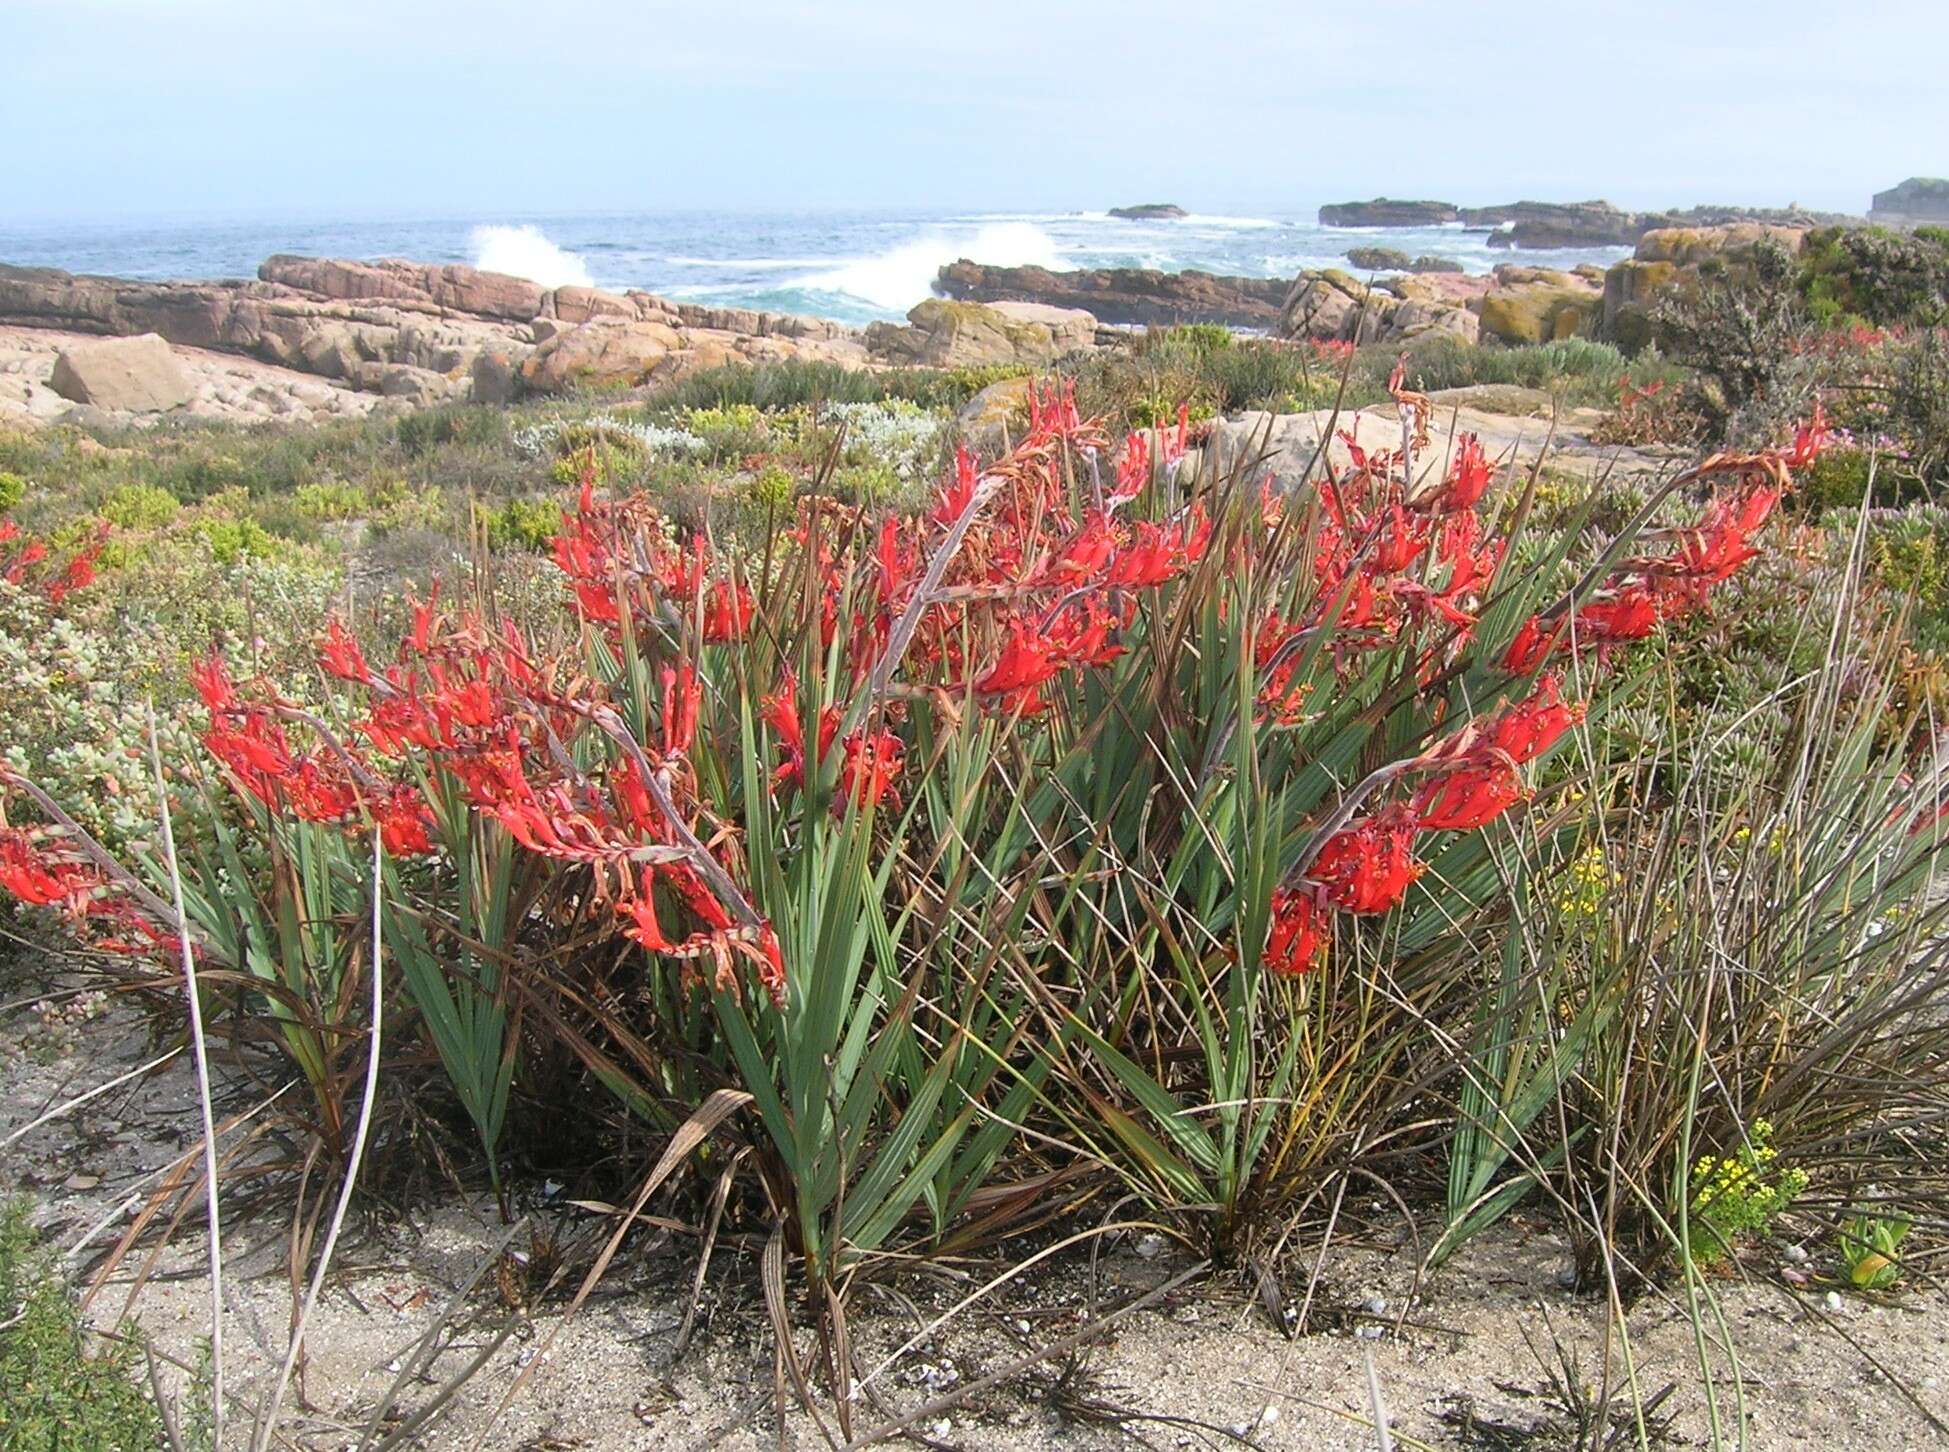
[1632,223,1807,267]
[954,375,1035,451]
[1108,203,1188,220]
[865,298,1093,368]
[1475,267,1603,345]
[934,261,1289,329]
[1280,271,1395,343]
[1345,246,1413,272]
[469,350,521,404]
[1318,199,1459,227]
[519,317,683,392]
[1480,201,1643,250]
[47,333,192,412]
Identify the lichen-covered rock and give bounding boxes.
[865,298,1092,368]
[48,333,192,412]
[1597,225,1808,350]
[520,317,683,392]
[1475,267,1603,344]
[955,375,1035,451]
[1632,224,1807,267]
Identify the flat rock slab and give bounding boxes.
[1201,402,1680,492]
[48,332,191,412]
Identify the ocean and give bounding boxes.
[0,209,1633,328]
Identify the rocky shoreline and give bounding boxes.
[0,218,1825,431]
[1316,196,1861,248]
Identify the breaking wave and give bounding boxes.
[468,224,594,289]
[790,221,1065,311]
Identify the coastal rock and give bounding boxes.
[1475,266,1603,344]
[1632,223,1808,267]
[1276,270,1479,347]
[1108,203,1188,220]
[1280,271,1394,343]
[1478,201,1643,250]
[1318,199,1459,227]
[48,333,191,412]
[258,255,545,322]
[520,316,683,392]
[1598,224,1808,350]
[1345,246,1413,272]
[865,298,1093,368]
[934,260,1288,330]
[1869,178,1949,227]
[954,375,1035,451]
[546,285,638,324]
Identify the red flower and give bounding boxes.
[1482,675,1583,764]
[1574,588,1661,643]
[1265,886,1330,977]
[1431,433,1493,513]
[1412,761,1525,830]
[976,621,1063,696]
[838,727,904,811]
[377,788,434,856]
[701,580,754,642]
[319,620,372,683]
[1308,803,1425,914]
[1786,402,1830,470]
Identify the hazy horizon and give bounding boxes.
[4,0,1943,225]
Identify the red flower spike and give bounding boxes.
[976,621,1063,696]
[319,620,372,683]
[1307,803,1426,914]
[1483,675,1584,765]
[1265,886,1331,977]
[1413,761,1526,830]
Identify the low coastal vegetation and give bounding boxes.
[4,269,1949,1441]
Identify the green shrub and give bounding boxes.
[681,403,770,461]
[0,1199,168,1451]
[1686,1120,1806,1264]
[291,479,369,521]
[749,463,796,508]
[1799,226,1949,329]
[0,471,25,512]
[484,495,562,553]
[1654,236,1809,440]
[98,482,181,530]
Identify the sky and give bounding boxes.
[3,0,1945,222]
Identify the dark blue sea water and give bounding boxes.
[0,209,1632,327]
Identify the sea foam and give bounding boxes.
[792,222,1064,311]
[469,224,594,289]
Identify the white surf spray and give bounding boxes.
[468,224,594,288]
[792,221,1065,311]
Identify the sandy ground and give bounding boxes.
[6,973,1947,1452]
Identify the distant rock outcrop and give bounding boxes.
[1108,203,1188,220]
[1319,199,1460,227]
[1871,178,1949,227]
[1321,196,1859,250]
[934,260,1289,329]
